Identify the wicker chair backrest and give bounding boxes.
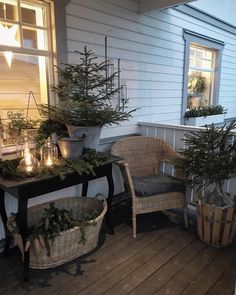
[111,136,178,176]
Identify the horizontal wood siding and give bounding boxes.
[190,0,236,27]
[66,0,236,131]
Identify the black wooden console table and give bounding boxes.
[0,154,121,281]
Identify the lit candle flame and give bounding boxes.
[24,145,33,172]
[46,155,53,167]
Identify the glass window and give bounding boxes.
[187,44,216,109]
[0,0,53,147]
[0,0,18,22]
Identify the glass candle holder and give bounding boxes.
[40,137,58,167]
[17,130,39,176]
[16,130,36,159]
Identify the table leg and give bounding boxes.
[82,182,88,197]
[106,165,115,234]
[18,196,30,281]
[0,189,11,256]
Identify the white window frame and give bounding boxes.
[0,0,56,109]
[182,29,225,124]
[0,0,63,156]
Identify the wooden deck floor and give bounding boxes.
[0,211,235,295]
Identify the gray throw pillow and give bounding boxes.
[132,172,185,197]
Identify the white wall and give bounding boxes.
[66,0,236,129]
[190,0,236,27]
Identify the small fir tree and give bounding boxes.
[176,121,236,206]
[45,47,135,127]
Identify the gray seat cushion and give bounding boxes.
[132,172,185,197]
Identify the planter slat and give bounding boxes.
[197,202,203,240]
[229,215,236,244]
[197,203,235,247]
[203,204,211,244]
[212,207,223,245]
[222,208,234,246]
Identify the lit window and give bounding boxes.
[188,44,216,109]
[0,0,53,146]
[182,30,224,123]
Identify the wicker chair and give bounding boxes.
[111,136,188,238]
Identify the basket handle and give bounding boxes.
[94,193,106,200]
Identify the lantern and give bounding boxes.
[17,130,39,175]
[40,137,58,167]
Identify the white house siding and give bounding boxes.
[66,0,236,131]
[191,0,236,27]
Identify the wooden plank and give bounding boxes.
[206,257,236,295]
[78,228,178,295]
[229,213,236,244]
[212,207,223,245]
[53,228,172,295]
[129,239,205,295]
[222,207,234,246]
[39,230,157,295]
[203,204,211,245]
[0,224,235,295]
[0,250,23,293]
[180,247,236,295]
[155,246,222,295]
[102,231,196,294]
[0,225,131,295]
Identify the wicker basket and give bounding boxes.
[27,197,107,269]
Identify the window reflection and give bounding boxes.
[187,44,216,109]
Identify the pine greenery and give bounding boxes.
[43,47,136,127]
[176,120,236,206]
[0,150,108,180]
[184,105,226,119]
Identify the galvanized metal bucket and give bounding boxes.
[58,137,84,160]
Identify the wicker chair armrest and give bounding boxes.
[159,158,186,181]
[115,161,136,197]
[173,154,188,181]
[115,161,126,167]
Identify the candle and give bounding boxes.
[40,137,58,167]
[17,130,39,176]
[24,145,33,172]
[46,155,53,167]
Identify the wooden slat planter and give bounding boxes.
[197,201,236,247]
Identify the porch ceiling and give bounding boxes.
[139,0,197,13]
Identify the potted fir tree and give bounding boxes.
[176,121,236,247]
[43,47,135,149]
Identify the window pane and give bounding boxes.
[21,1,46,27]
[196,48,204,59]
[0,21,20,48]
[0,0,18,22]
[23,27,47,49]
[190,47,195,58]
[203,59,214,69]
[0,51,49,143]
[187,70,213,109]
[21,6,36,25]
[195,58,203,68]
[189,58,195,67]
[205,50,214,60]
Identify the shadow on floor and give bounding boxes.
[0,196,197,293]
